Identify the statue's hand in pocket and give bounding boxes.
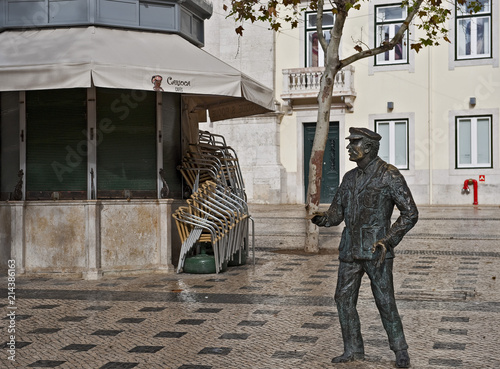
[372,240,387,268]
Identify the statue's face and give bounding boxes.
[346,138,367,162]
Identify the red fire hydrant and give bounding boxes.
[462,179,478,205]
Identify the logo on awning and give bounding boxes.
[152,75,191,92]
[151,75,163,91]
[166,77,191,87]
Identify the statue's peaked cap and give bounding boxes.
[346,127,382,141]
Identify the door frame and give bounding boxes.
[296,110,346,204]
[304,121,339,204]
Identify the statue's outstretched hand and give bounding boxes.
[372,240,387,268]
[311,213,328,227]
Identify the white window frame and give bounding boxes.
[456,0,492,60]
[375,119,409,170]
[456,115,492,168]
[449,108,499,179]
[449,0,498,69]
[305,10,335,67]
[368,0,415,74]
[374,3,409,66]
[370,113,415,176]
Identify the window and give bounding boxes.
[0,92,20,201]
[375,119,408,169]
[26,89,88,200]
[375,4,408,65]
[456,0,491,59]
[1,88,187,201]
[96,88,157,199]
[305,10,334,67]
[456,116,492,168]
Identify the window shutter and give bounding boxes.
[394,121,407,168]
[161,93,183,199]
[476,118,491,164]
[458,119,472,165]
[26,89,87,199]
[377,122,390,163]
[96,89,157,198]
[1,92,21,200]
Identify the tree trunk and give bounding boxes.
[304,5,346,253]
[304,67,337,252]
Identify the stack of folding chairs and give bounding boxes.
[173,131,254,273]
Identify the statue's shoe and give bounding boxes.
[395,350,410,368]
[331,352,365,363]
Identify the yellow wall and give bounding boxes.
[274,0,500,204]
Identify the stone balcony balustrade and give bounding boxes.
[281,65,356,111]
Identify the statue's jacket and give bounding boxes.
[324,156,418,262]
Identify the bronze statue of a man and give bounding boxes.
[311,127,418,368]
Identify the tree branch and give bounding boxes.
[339,0,425,68]
[324,0,347,72]
[316,0,328,53]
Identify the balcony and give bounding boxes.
[281,65,356,111]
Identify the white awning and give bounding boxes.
[0,27,274,121]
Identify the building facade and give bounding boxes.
[0,0,274,276]
[204,0,500,206]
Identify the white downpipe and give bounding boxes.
[428,46,433,204]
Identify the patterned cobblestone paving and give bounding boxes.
[1,206,499,368]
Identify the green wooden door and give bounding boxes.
[304,122,340,204]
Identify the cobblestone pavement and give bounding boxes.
[1,206,500,369]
